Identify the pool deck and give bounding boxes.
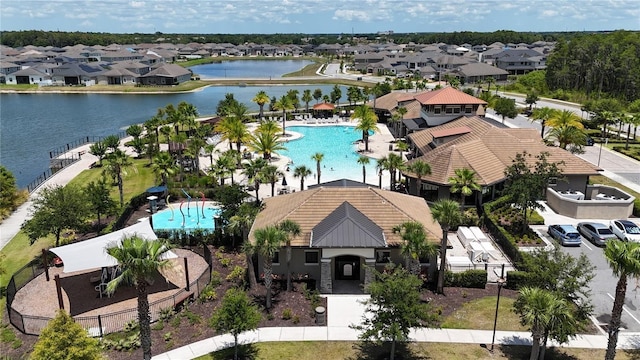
[202,119,395,200]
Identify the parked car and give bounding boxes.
[548,224,582,246]
[577,222,617,246]
[610,220,640,242]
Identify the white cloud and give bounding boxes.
[0,0,638,33]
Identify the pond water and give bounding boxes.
[189,59,314,79]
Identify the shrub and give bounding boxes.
[444,269,487,288]
[123,319,139,333]
[219,257,232,268]
[292,315,300,324]
[281,308,293,320]
[505,270,530,290]
[159,307,176,323]
[226,265,246,285]
[210,271,222,288]
[198,284,217,303]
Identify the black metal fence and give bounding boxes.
[6,254,211,337]
[25,131,127,193]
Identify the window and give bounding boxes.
[304,251,319,265]
[272,251,280,265]
[376,250,391,263]
[464,106,473,114]
[433,106,441,115]
[453,107,461,114]
[445,107,453,114]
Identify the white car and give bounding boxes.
[610,220,640,242]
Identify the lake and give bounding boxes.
[3,60,322,188]
[0,84,349,188]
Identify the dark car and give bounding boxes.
[585,136,595,146]
[577,222,617,246]
[548,224,582,246]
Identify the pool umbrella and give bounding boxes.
[282,177,288,186]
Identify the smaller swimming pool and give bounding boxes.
[152,204,221,232]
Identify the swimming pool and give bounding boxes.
[152,204,221,232]
[280,125,378,184]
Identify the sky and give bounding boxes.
[1,0,638,35]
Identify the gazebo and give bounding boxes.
[313,102,335,118]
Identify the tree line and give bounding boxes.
[545,30,640,102]
[1,29,599,48]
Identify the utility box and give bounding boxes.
[315,306,326,326]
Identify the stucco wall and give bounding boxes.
[546,186,634,219]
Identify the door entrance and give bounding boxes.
[335,256,360,280]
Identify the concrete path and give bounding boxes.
[151,294,640,359]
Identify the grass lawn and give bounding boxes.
[0,231,54,289]
[195,341,640,360]
[283,63,324,77]
[441,296,526,331]
[67,158,156,205]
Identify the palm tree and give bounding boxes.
[485,77,495,93]
[302,89,313,113]
[253,226,287,309]
[376,156,388,189]
[624,113,640,150]
[546,125,587,150]
[260,164,283,197]
[392,221,437,276]
[256,120,282,136]
[241,241,258,290]
[228,202,259,263]
[103,149,133,207]
[407,160,431,197]
[227,118,250,153]
[386,152,405,191]
[106,236,172,360]
[604,240,640,360]
[243,158,268,203]
[311,152,324,185]
[530,107,557,138]
[151,151,176,185]
[431,199,462,294]
[515,287,573,360]
[252,90,270,121]
[248,131,286,161]
[547,109,584,130]
[352,105,378,152]
[448,168,481,207]
[293,165,312,190]
[273,95,294,136]
[278,219,301,292]
[357,156,370,184]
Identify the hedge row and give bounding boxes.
[445,269,487,289]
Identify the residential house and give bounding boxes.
[450,62,509,84]
[493,49,546,75]
[5,67,52,85]
[139,63,192,85]
[248,180,442,294]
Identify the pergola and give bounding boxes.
[313,102,335,118]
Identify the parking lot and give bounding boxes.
[533,202,640,333]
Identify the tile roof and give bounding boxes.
[414,86,487,105]
[404,116,600,185]
[249,187,441,248]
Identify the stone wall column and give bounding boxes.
[320,258,332,294]
[364,258,376,294]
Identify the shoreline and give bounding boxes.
[0,77,370,95]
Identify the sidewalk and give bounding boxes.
[151,326,639,360]
[0,142,100,250]
[152,294,640,359]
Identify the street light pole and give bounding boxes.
[490,275,507,352]
[597,137,608,167]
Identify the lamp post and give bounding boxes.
[597,137,608,167]
[490,276,507,352]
